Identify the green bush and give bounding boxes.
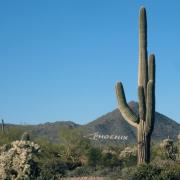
[121,164,160,180]
[134,164,161,180]
[0,126,25,145]
[65,166,95,177]
[121,160,180,180]
[86,147,102,166]
[38,159,67,179]
[101,152,122,167]
[159,168,180,180]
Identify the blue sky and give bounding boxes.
[0,0,179,124]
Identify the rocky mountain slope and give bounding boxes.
[84,101,180,143]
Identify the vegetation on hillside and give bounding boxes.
[0,126,180,179]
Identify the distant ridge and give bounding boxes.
[4,101,180,144]
[83,101,180,143]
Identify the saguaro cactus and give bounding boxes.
[115,7,155,164]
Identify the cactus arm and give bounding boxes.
[148,54,155,82]
[146,80,155,133]
[116,82,139,127]
[138,7,148,98]
[139,7,147,49]
[138,86,146,120]
[146,54,155,133]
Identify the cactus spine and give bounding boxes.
[115,7,155,164]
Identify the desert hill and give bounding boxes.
[3,102,179,144]
[84,101,180,143]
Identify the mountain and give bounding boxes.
[29,121,80,142]
[4,121,80,143]
[83,101,180,143]
[2,102,179,144]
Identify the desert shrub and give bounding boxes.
[35,138,62,160]
[132,164,161,179]
[0,126,25,146]
[86,147,102,166]
[121,164,161,180]
[152,140,179,161]
[101,152,122,167]
[58,127,93,166]
[65,166,95,177]
[119,146,137,167]
[159,167,180,180]
[35,137,88,178]
[121,160,180,180]
[160,138,176,160]
[37,159,67,180]
[153,159,180,180]
[92,166,122,179]
[66,166,122,178]
[152,143,164,160]
[35,138,68,178]
[0,133,10,146]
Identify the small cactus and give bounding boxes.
[0,140,40,179]
[21,132,30,141]
[115,7,155,164]
[160,138,176,160]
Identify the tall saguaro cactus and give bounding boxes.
[115,7,155,164]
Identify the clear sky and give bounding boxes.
[0,0,179,125]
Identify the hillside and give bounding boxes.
[2,102,179,144]
[84,101,180,143]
